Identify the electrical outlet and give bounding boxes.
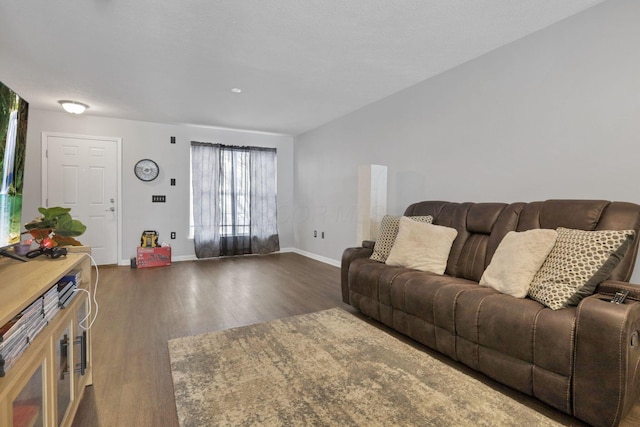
[152,195,166,202]
[170,136,176,144]
[321,232,325,239]
[170,178,176,186]
[314,230,317,238]
[170,232,176,239]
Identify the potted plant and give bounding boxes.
[24,206,87,248]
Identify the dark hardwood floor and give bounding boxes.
[72,253,350,426]
[71,252,640,427]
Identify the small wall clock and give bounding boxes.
[134,159,160,182]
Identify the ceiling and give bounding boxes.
[0,0,606,136]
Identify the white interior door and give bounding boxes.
[42,132,121,265]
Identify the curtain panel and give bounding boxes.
[191,142,222,258]
[250,147,279,254]
[191,142,279,258]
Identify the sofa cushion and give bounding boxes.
[370,215,433,262]
[385,218,457,274]
[479,229,558,298]
[529,227,635,310]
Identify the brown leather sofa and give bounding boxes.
[341,200,640,427]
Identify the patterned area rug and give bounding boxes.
[168,308,564,427]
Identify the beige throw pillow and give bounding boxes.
[385,217,458,274]
[370,215,433,262]
[479,229,558,298]
[528,227,635,310]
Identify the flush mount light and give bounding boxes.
[230,88,242,93]
[58,100,89,114]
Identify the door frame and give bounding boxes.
[41,131,123,264]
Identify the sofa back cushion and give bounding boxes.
[516,200,640,282]
[404,199,640,283]
[404,202,517,282]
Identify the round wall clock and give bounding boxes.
[134,159,160,182]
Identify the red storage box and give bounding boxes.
[136,246,171,268]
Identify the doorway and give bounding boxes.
[41,132,121,265]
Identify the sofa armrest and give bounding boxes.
[573,293,640,426]
[596,280,640,301]
[361,240,375,249]
[341,242,375,304]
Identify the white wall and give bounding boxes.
[23,110,294,264]
[294,0,640,282]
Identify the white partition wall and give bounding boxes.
[357,164,387,245]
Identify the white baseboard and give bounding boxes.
[291,249,341,267]
[119,247,340,267]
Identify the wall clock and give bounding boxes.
[134,159,160,182]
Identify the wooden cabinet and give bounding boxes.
[0,253,93,426]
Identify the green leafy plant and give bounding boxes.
[24,206,87,246]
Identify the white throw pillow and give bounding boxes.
[385,217,458,274]
[370,215,433,262]
[479,229,558,298]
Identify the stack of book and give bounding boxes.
[43,285,60,324]
[0,297,44,377]
[25,297,47,345]
[0,269,83,376]
[58,269,81,309]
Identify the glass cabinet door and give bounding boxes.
[74,299,88,389]
[56,325,72,426]
[12,363,43,427]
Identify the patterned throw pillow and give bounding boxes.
[528,227,635,310]
[369,215,433,262]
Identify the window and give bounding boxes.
[190,142,279,258]
[219,148,250,237]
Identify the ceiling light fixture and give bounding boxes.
[58,100,89,114]
[231,88,242,94]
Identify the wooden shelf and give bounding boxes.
[0,252,93,426]
[0,254,89,327]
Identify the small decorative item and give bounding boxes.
[13,240,33,256]
[24,206,87,247]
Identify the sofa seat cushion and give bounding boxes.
[454,291,576,397]
[456,293,543,362]
[348,257,418,325]
[388,274,476,321]
[387,273,478,355]
[533,307,577,376]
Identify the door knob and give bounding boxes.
[105,207,115,212]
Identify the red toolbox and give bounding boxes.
[136,246,171,268]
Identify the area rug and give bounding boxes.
[168,308,563,427]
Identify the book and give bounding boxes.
[27,317,48,343]
[0,335,30,376]
[60,292,78,309]
[59,286,76,303]
[57,280,75,294]
[57,279,77,310]
[0,315,23,343]
[60,270,82,287]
